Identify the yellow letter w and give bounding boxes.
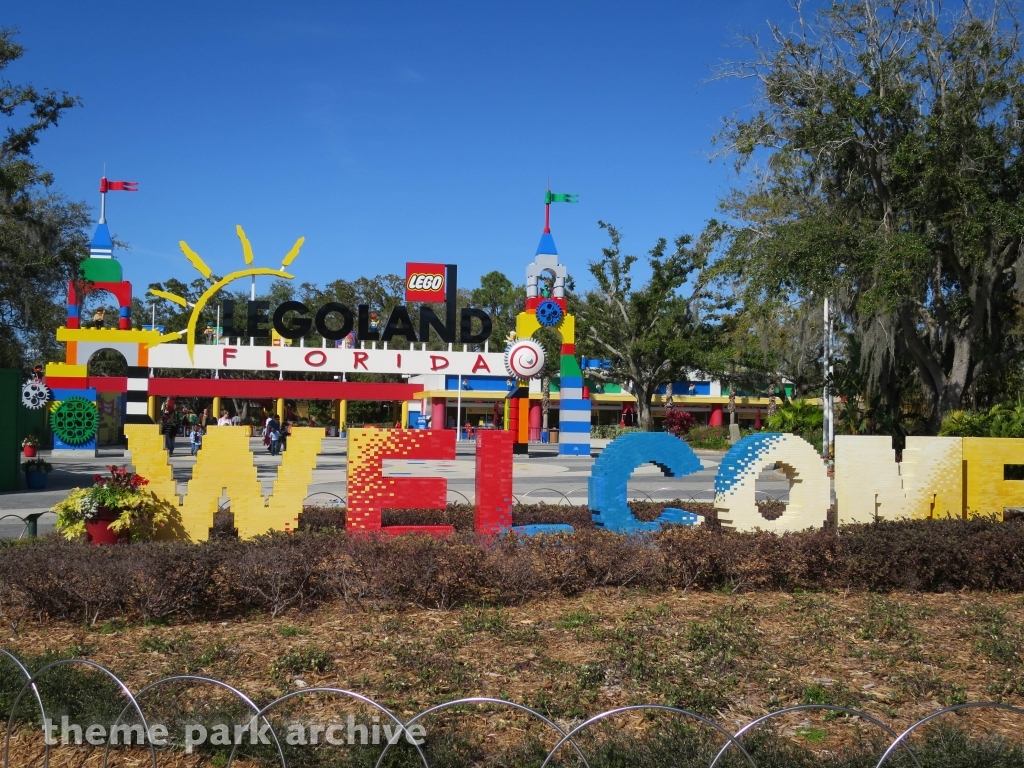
[125,425,323,541]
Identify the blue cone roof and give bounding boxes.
[536,232,557,256]
[90,223,113,256]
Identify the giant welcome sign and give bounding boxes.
[123,427,1024,542]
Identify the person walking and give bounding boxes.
[161,412,178,456]
[199,408,210,433]
[267,415,282,456]
[217,409,231,426]
[280,417,290,452]
[189,424,203,456]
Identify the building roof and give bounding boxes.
[536,231,558,256]
[90,222,113,257]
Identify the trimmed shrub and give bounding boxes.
[4,518,1024,625]
[662,409,697,437]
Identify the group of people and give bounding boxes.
[159,404,282,458]
[262,414,288,456]
[159,406,209,457]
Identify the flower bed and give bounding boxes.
[50,466,175,543]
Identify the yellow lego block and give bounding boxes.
[964,437,1024,520]
[556,313,575,345]
[515,310,576,346]
[45,362,87,378]
[127,425,326,541]
[57,327,165,344]
[902,437,963,519]
[238,427,325,538]
[835,435,907,523]
[125,424,180,539]
[516,312,541,341]
[177,428,265,542]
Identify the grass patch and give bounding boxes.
[270,645,334,679]
[971,605,1024,666]
[856,597,920,643]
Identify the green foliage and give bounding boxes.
[714,1,1024,433]
[469,270,524,347]
[578,221,726,431]
[685,425,732,450]
[939,403,1024,438]
[21,458,51,473]
[766,399,824,440]
[270,645,334,679]
[0,29,89,369]
[591,425,641,439]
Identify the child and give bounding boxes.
[189,424,203,456]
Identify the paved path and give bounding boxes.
[0,437,793,538]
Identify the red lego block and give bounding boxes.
[475,429,514,534]
[346,429,456,533]
[382,526,455,538]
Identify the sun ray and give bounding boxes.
[152,329,186,345]
[236,225,254,265]
[281,236,305,270]
[146,267,294,360]
[149,227,300,362]
[149,289,189,307]
[179,241,213,279]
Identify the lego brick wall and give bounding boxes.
[714,433,830,532]
[346,428,455,532]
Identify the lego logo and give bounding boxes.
[407,273,444,292]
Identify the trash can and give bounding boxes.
[550,429,559,444]
[541,430,549,443]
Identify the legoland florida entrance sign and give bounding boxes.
[44,185,1024,535]
[45,179,597,456]
[123,426,1024,542]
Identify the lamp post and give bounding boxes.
[823,297,834,458]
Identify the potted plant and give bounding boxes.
[21,435,40,458]
[51,465,174,545]
[22,458,52,490]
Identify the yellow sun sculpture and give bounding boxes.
[147,225,305,362]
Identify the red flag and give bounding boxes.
[99,177,138,192]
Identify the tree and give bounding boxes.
[578,222,723,431]
[470,270,525,347]
[0,28,88,369]
[715,0,1024,433]
[722,297,825,400]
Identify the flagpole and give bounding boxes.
[544,192,551,234]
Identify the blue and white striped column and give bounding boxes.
[558,356,591,456]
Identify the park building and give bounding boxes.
[406,371,788,441]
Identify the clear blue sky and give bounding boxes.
[7,1,797,296]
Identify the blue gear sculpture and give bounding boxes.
[536,299,563,327]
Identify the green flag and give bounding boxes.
[545,191,578,204]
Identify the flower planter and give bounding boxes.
[25,470,48,490]
[22,445,37,458]
[85,508,128,546]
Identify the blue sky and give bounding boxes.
[7,1,796,297]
